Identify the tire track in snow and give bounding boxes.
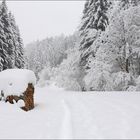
[35,89,66,139]
[65,96,102,139]
[59,100,73,139]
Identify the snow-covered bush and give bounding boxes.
[38,64,53,87]
[135,76,140,91]
[112,72,134,91]
[127,86,137,91]
[85,71,113,91]
[51,48,83,91]
[52,75,81,91]
[85,57,113,91]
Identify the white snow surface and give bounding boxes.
[0,69,36,96]
[0,85,140,139]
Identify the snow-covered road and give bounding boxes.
[0,85,140,139]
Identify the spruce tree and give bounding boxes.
[9,12,25,68]
[79,0,111,68]
[0,0,24,71]
[8,12,17,66]
[130,0,140,6]
[0,22,5,71]
[0,0,14,70]
[120,0,130,9]
[15,26,25,68]
[119,0,140,9]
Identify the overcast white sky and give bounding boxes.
[7,1,85,45]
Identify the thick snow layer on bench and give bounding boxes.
[0,69,36,96]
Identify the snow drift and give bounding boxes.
[0,69,36,96]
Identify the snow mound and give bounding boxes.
[0,69,36,96]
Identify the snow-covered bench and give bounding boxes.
[0,69,36,111]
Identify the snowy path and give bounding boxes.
[59,100,73,139]
[0,86,140,139]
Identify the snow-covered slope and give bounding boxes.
[0,85,140,139]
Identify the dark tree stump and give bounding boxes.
[5,83,35,111]
[22,83,34,111]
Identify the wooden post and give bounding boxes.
[5,83,35,111]
[21,83,35,111]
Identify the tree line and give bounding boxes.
[26,0,140,91]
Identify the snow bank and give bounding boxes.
[0,69,36,96]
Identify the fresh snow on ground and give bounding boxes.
[0,85,140,139]
[0,69,36,96]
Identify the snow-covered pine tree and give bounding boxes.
[130,0,140,6]
[119,0,140,10]
[8,13,16,66]
[119,0,130,9]
[15,26,24,68]
[84,11,128,91]
[109,0,139,24]
[9,12,25,69]
[79,0,111,69]
[0,4,5,71]
[0,0,14,70]
[85,5,140,91]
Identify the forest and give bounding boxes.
[1,0,140,92]
[25,0,140,91]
